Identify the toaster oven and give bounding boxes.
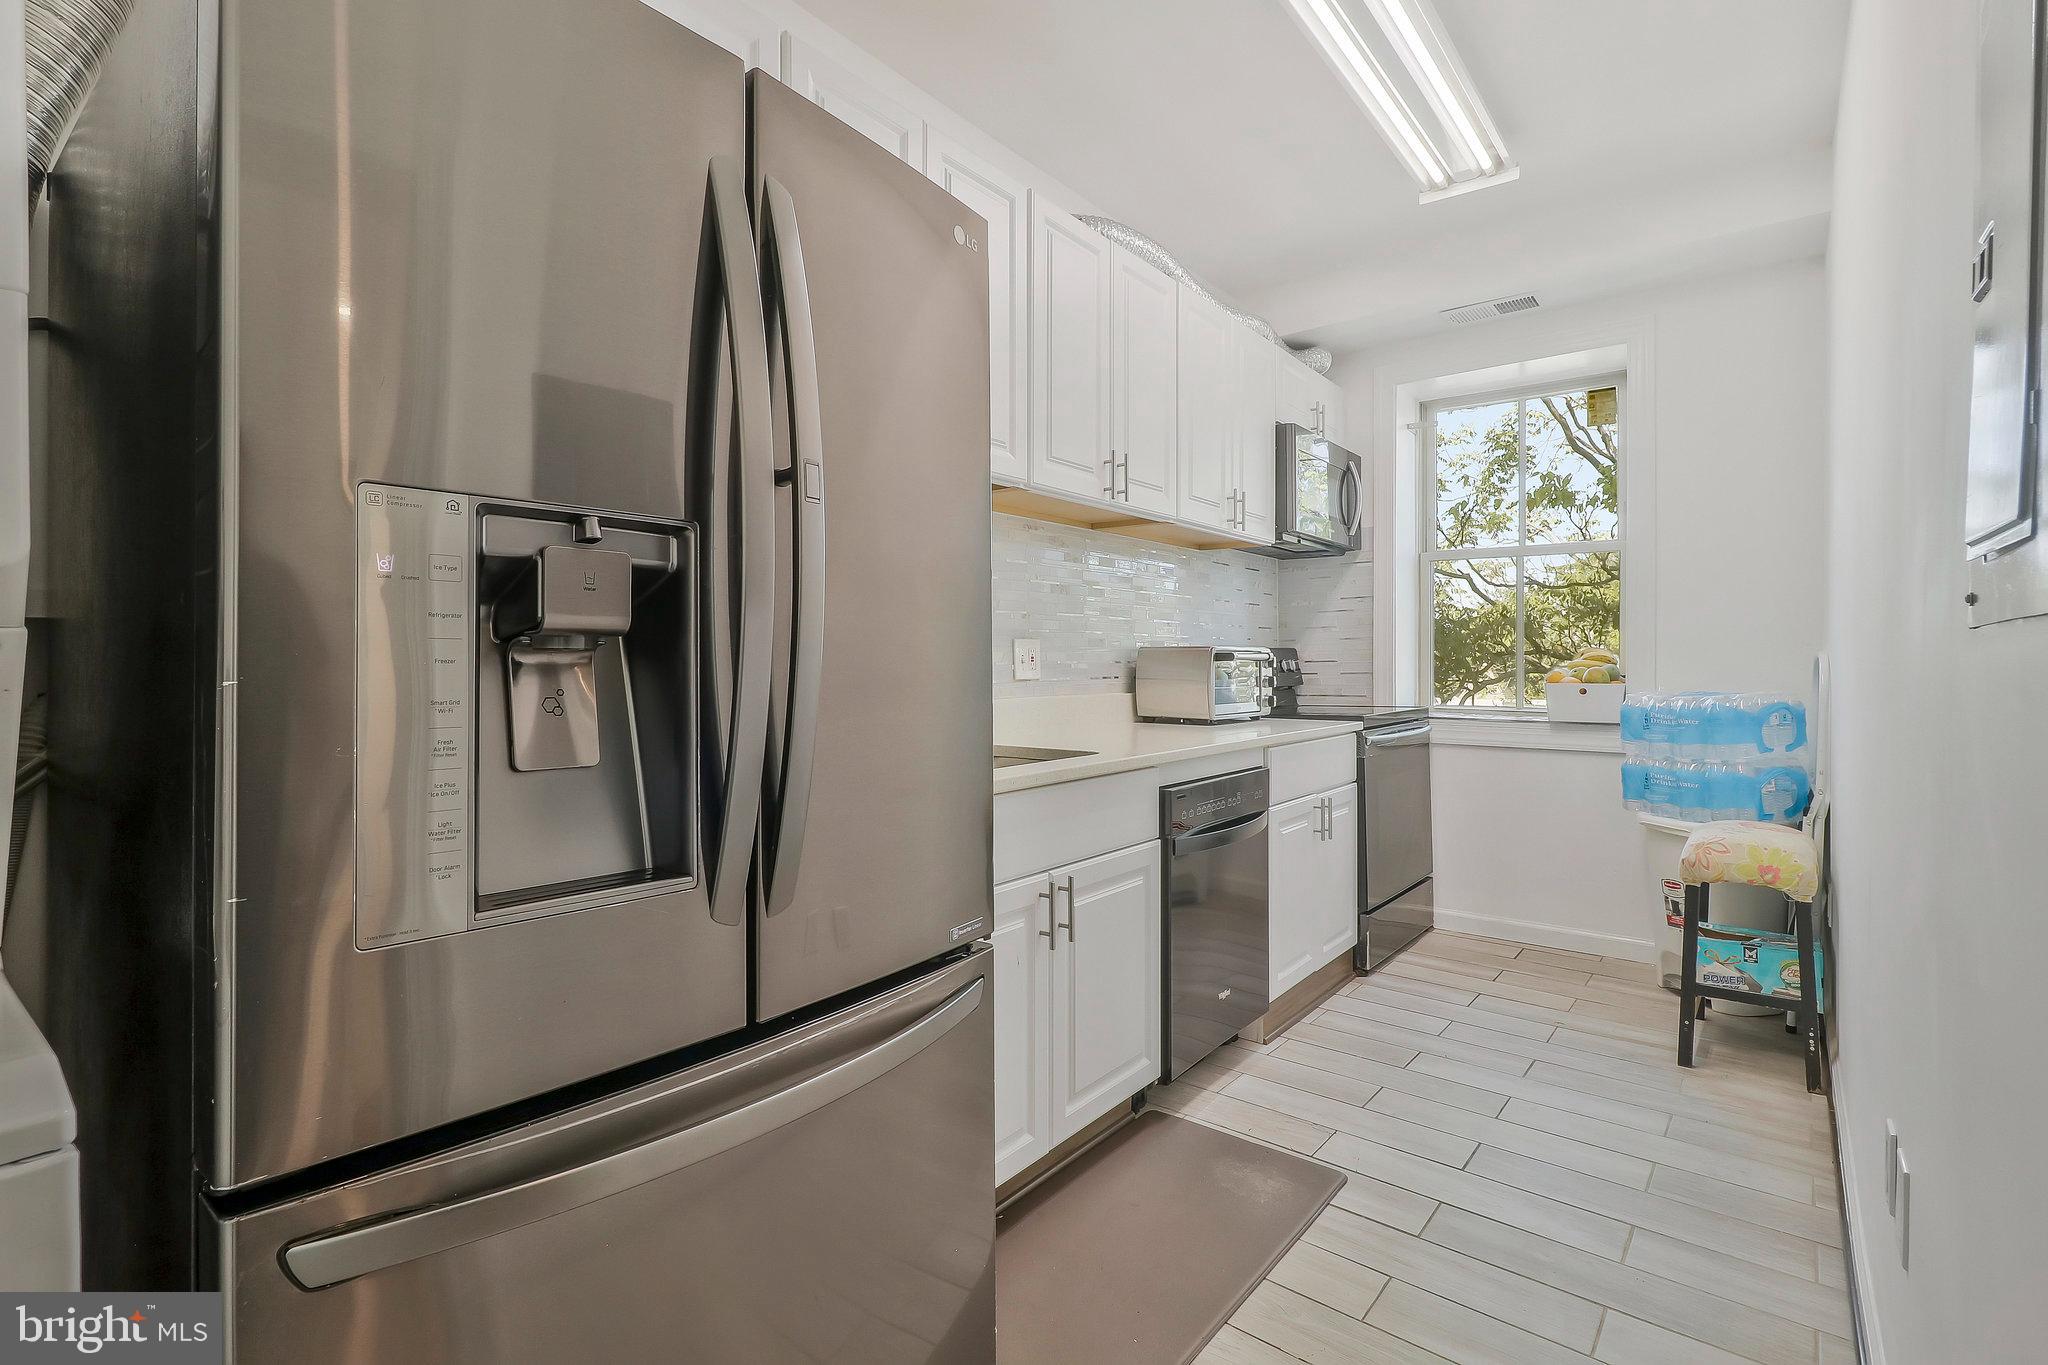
[1134,647,1275,723]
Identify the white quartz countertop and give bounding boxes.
[992,693,1362,795]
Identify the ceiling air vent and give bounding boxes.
[1440,293,1540,325]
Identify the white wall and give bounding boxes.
[1331,260,1829,957]
[1826,2,2048,1360]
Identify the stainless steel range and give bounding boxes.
[1269,648,1435,971]
[29,2,995,1355]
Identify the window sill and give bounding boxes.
[1428,710,1622,754]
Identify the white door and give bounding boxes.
[1276,353,1318,431]
[1109,248,1179,517]
[1176,285,1236,533]
[1316,375,1347,446]
[991,874,1055,1185]
[1315,785,1361,964]
[926,132,1028,485]
[1267,793,1322,999]
[1050,842,1162,1143]
[1028,195,1114,505]
[1233,326,1278,544]
[641,0,778,69]
[781,37,925,166]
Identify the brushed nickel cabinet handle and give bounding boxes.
[1038,882,1056,950]
[1059,875,1077,942]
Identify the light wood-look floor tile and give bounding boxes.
[1232,1282,1455,1364]
[1195,1323,1311,1365]
[1303,1208,1606,1353]
[1423,1207,1819,1365]
[1177,931,1858,1365]
[1365,1280,1598,1365]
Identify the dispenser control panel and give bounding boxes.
[356,483,476,948]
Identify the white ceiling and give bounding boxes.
[803,0,1849,351]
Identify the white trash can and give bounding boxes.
[1638,813,1783,1014]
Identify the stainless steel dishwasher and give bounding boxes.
[1159,768,1271,1082]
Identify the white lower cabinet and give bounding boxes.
[991,840,1162,1185]
[1267,783,1359,1000]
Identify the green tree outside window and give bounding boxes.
[1427,385,1622,708]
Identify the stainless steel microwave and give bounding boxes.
[1250,424,1365,559]
[1135,646,1275,723]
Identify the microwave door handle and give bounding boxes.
[760,177,826,918]
[704,155,775,928]
[1341,463,1364,537]
[281,978,986,1290]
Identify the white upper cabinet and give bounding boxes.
[927,132,1028,485]
[1109,247,1179,518]
[781,36,925,166]
[643,0,778,69]
[1028,194,1113,505]
[1234,325,1278,544]
[1276,352,1344,445]
[1176,285,1236,534]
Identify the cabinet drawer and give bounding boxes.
[1267,735,1357,804]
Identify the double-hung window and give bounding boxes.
[1422,379,1624,711]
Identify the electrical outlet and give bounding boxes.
[1897,1156,1911,1270]
[1012,637,1041,681]
[1886,1121,1899,1212]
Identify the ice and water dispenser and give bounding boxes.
[354,483,696,948]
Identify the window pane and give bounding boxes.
[1522,552,1622,704]
[1434,400,1520,549]
[1524,390,1619,544]
[1432,557,1519,706]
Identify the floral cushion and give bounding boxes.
[1678,822,1821,903]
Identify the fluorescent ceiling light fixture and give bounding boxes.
[1281,0,1515,201]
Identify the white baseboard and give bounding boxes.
[1430,905,1656,963]
[1828,1064,1886,1365]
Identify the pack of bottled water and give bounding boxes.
[1619,692,1810,823]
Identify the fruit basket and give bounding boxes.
[1541,650,1624,724]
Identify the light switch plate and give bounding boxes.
[1012,637,1041,681]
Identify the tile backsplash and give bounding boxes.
[991,514,1280,698]
[1277,534,1376,706]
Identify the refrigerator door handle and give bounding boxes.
[760,176,826,918]
[705,154,776,928]
[280,976,987,1291]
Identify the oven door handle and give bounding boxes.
[1365,723,1431,748]
[1170,810,1268,856]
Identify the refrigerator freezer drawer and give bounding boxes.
[219,949,994,1364]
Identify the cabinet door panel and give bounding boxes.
[1028,195,1114,504]
[1235,327,1278,543]
[782,36,924,165]
[1110,248,1179,516]
[1316,784,1360,964]
[1267,793,1322,999]
[1176,285,1235,532]
[1050,842,1162,1142]
[992,874,1054,1185]
[927,132,1027,484]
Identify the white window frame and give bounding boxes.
[1419,373,1627,715]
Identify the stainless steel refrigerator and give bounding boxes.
[30,0,995,1357]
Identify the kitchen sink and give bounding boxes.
[993,745,1096,769]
